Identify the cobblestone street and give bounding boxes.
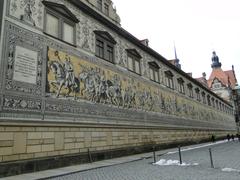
[47,141,240,180]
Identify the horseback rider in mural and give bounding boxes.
[49,51,79,98]
[63,55,76,89]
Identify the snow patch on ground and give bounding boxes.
[155,159,199,166]
[222,168,240,173]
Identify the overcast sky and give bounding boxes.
[113,0,240,83]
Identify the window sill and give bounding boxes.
[43,32,77,48]
[150,79,160,84]
[127,69,141,76]
[95,55,115,64]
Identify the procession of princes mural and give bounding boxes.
[47,49,225,123]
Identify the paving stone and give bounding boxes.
[49,141,240,180]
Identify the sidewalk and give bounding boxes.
[0,140,231,180]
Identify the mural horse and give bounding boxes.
[49,61,80,99]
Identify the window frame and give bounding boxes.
[44,7,77,46]
[187,83,193,98]
[177,78,185,94]
[207,95,211,106]
[202,92,206,104]
[149,65,160,83]
[195,88,201,101]
[97,0,103,11]
[104,3,109,15]
[94,32,116,63]
[127,52,141,75]
[165,71,174,89]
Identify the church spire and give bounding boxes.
[211,51,222,69]
[173,43,181,69]
[174,43,178,60]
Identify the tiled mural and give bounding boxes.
[47,48,227,122]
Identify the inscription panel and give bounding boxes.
[13,46,38,84]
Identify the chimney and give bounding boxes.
[140,39,149,47]
[187,73,192,77]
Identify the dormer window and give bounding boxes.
[94,31,116,63]
[43,1,79,45]
[126,49,141,75]
[148,62,160,83]
[164,70,174,89]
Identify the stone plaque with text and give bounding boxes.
[13,46,38,84]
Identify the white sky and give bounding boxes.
[113,0,240,83]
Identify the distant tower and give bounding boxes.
[174,44,181,69]
[211,51,222,69]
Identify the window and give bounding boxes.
[97,0,102,11]
[165,71,174,89]
[195,88,201,101]
[106,45,114,62]
[216,100,219,110]
[45,13,59,37]
[149,62,160,83]
[211,98,215,108]
[96,39,104,58]
[63,22,74,44]
[213,83,221,89]
[104,3,109,15]
[94,31,116,63]
[202,92,206,104]
[126,49,141,75]
[187,83,193,98]
[177,78,185,94]
[43,1,79,45]
[207,95,211,106]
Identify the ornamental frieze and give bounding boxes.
[3,96,41,111]
[9,0,44,28]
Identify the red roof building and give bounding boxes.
[207,51,238,101]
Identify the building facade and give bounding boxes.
[207,51,238,101]
[233,86,240,131]
[0,0,236,176]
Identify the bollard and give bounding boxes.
[178,146,182,164]
[88,148,93,163]
[153,146,156,163]
[209,148,214,168]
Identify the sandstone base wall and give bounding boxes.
[0,121,235,177]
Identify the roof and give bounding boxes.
[195,77,209,89]
[224,70,237,88]
[207,68,237,89]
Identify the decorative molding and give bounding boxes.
[3,95,41,112]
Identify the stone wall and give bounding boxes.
[0,121,234,177]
